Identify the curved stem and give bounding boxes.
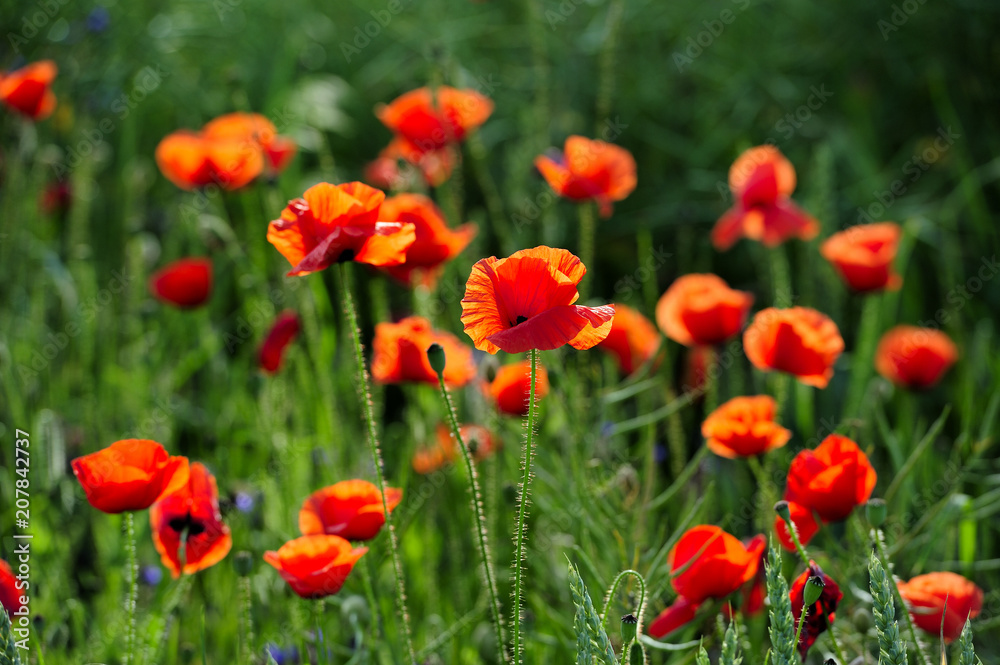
[600,569,647,636]
[124,512,137,665]
[338,263,417,664]
[437,375,510,663]
[511,348,539,664]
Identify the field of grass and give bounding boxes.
[1,0,999,663]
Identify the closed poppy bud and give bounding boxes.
[372,316,476,387]
[486,361,550,416]
[264,535,367,599]
[534,136,637,217]
[149,258,213,309]
[598,304,661,375]
[0,60,57,120]
[774,500,791,522]
[72,439,190,514]
[865,498,887,527]
[820,222,902,292]
[874,325,958,389]
[783,434,876,522]
[668,525,765,604]
[896,572,983,643]
[0,560,24,615]
[299,479,402,541]
[743,307,844,388]
[774,501,821,551]
[790,562,843,658]
[656,274,754,347]
[258,310,300,373]
[233,551,253,577]
[702,395,791,459]
[648,596,701,638]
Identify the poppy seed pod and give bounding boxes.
[774,500,792,522]
[866,498,887,527]
[426,342,447,376]
[803,576,826,606]
[620,614,637,643]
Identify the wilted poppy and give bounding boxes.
[72,439,189,514]
[486,360,550,416]
[259,310,301,373]
[461,246,614,354]
[656,274,754,347]
[0,60,57,120]
[0,560,24,615]
[897,572,983,642]
[264,535,367,599]
[377,194,477,287]
[598,304,661,375]
[299,479,402,541]
[743,307,844,388]
[155,130,265,190]
[874,325,958,390]
[774,501,821,551]
[783,434,876,522]
[790,561,843,658]
[713,146,819,250]
[534,136,636,217]
[820,222,902,292]
[668,525,765,604]
[376,86,493,153]
[371,316,477,387]
[412,424,498,474]
[267,182,416,276]
[648,596,700,638]
[150,462,232,578]
[202,112,297,175]
[702,395,791,459]
[149,257,213,308]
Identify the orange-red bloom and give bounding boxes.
[72,439,189,514]
[743,307,844,388]
[155,131,264,190]
[267,182,416,276]
[149,258,213,309]
[0,60,57,120]
[0,560,24,615]
[534,136,637,217]
[790,561,842,658]
[487,361,550,416]
[412,424,498,474]
[648,596,700,638]
[875,325,958,390]
[299,480,402,541]
[371,316,477,387]
[656,274,754,347]
[783,434,876,522]
[202,112,297,175]
[668,525,765,604]
[259,310,301,374]
[713,146,819,250]
[702,395,791,459]
[820,222,902,292]
[150,462,232,578]
[264,535,367,599]
[897,572,983,643]
[377,194,477,286]
[461,246,614,354]
[598,304,660,375]
[774,501,821,551]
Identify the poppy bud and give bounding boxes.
[621,613,637,644]
[774,500,791,523]
[629,643,643,665]
[426,342,447,377]
[866,499,887,527]
[804,575,825,606]
[233,551,253,577]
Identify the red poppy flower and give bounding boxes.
[820,222,902,292]
[299,479,402,541]
[72,439,189,514]
[668,525,765,604]
[0,560,24,615]
[534,136,637,217]
[267,182,416,276]
[0,60,57,120]
[897,572,983,643]
[682,346,714,394]
[648,596,701,638]
[702,396,791,459]
[598,304,661,375]
[150,462,232,578]
[371,316,477,387]
[155,130,265,190]
[380,135,455,187]
[734,535,769,616]
[783,434,876,522]
[258,310,300,374]
[712,146,819,250]
[461,246,614,354]
[264,535,367,599]
[376,194,477,287]
[486,360,550,416]
[413,423,498,474]
[202,112,297,175]
[743,307,844,388]
[149,257,213,308]
[774,501,821,551]
[875,325,958,390]
[656,274,754,347]
[376,86,493,152]
[790,561,843,658]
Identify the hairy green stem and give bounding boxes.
[124,512,137,665]
[600,569,646,636]
[240,576,254,663]
[512,348,539,663]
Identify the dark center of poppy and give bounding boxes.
[168,514,206,537]
[337,249,356,263]
[512,315,528,326]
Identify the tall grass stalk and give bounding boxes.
[869,552,908,665]
[512,348,540,664]
[765,543,795,665]
[872,529,932,665]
